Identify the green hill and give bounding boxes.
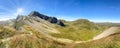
[51,19,105,41]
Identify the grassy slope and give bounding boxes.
[1,18,120,48]
[51,19,107,41]
[0,26,66,48]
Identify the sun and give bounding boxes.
[17,8,23,13]
[13,8,24,16]
[17,8,24,15]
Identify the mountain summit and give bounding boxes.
[28,11,65,26]
[14,11,65,31]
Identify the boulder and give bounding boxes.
[57,20,65,26]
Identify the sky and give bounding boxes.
[0,0,120,22]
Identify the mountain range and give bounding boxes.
[0,11,120,48]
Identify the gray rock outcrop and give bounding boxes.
[28,11,65,26]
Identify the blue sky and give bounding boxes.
[0,0,120,22]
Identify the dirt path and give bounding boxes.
[93,27,120,40]
[75,27,120,44]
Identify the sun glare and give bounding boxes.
[13,8,24,16]
[17,8,23,13]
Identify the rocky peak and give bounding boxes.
[16,15,26,22]
[29,11,42,16]
[28,11,65,26]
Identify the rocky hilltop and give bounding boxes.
[13,11,66,34]
[28,11,65,26]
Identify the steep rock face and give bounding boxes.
[28,11,65,26]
